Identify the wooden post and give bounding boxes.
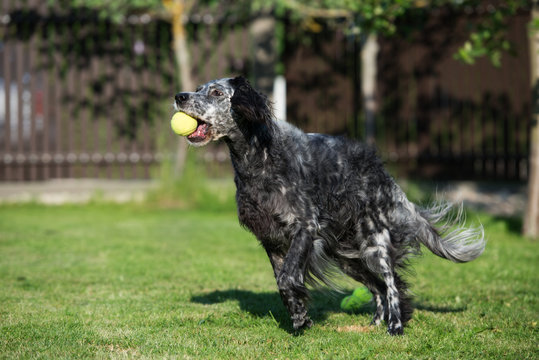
[523,6,539,239]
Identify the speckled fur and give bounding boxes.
[174,76,485,335]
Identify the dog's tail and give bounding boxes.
[415,201,485,263]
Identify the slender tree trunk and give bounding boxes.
[167,0,194,177]
[250,13,276,96]
[523,7,539,239]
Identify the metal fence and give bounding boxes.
[0,1,251,181]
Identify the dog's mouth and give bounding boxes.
[186,119,211,143]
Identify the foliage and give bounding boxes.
[0,203,537,358]
[532,16,539,31]
[49,0,164,22]
[45,0,532,67]
[280,0,415,35]
[452,0,532,66]
[278,0,532,66]
[49,0,275,23]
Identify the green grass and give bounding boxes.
[0,203,537,359]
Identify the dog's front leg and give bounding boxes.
[274,230,313,331]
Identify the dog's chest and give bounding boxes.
[235,183,297,248]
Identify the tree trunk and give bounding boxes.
[250,13,276,96]
[524,7,539,239]
[168,0,194,178]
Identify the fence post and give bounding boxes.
[361,34,379,146]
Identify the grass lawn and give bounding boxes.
[0,202,537,359]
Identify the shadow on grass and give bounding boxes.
[191,289,370,333]
[492,215,523,235]
[191,289,467,333]
[414,302,466,313]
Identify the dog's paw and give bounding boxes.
[292,315,313,331]
[387,323,404,336]
[370,310,384,326]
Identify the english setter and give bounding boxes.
[174,76,485,335]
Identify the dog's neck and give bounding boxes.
[225,121,276,181]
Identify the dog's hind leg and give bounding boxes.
[341,261,387,325]
[394,272,413,325]
[341,228,405,334]
[372,229,404,335]
[368,283,386,326]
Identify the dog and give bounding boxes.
[174,76,485,335]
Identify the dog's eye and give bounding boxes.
[211,89,223,97]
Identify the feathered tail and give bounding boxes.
[416,201,485,263]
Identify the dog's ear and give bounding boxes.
[229,76,273,124]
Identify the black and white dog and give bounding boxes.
[174,76,485,335]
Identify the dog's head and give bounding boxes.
[174,76,273,147]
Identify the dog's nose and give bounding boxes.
[175,92,189,104]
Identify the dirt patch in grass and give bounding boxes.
[336,325,374,333]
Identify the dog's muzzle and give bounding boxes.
[175,92,189,107]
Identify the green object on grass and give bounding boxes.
[340,286,373,312]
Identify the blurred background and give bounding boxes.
[0,0,537,234]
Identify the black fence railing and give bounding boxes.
[283,6,532,181]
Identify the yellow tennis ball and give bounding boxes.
[171,112,198,136]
